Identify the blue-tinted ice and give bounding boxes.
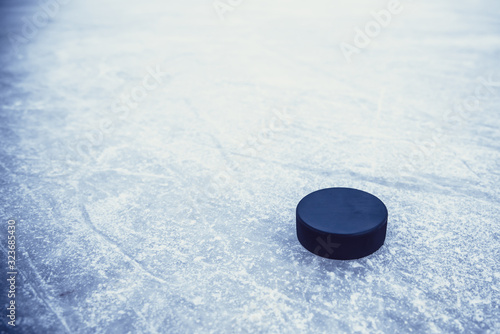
[1,0,499,332]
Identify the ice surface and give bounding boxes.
[0,0,499,332]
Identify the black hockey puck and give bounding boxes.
[296,187,388,260]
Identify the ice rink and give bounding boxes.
[1,0,499,332]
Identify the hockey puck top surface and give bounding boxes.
[296,187,388,259]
